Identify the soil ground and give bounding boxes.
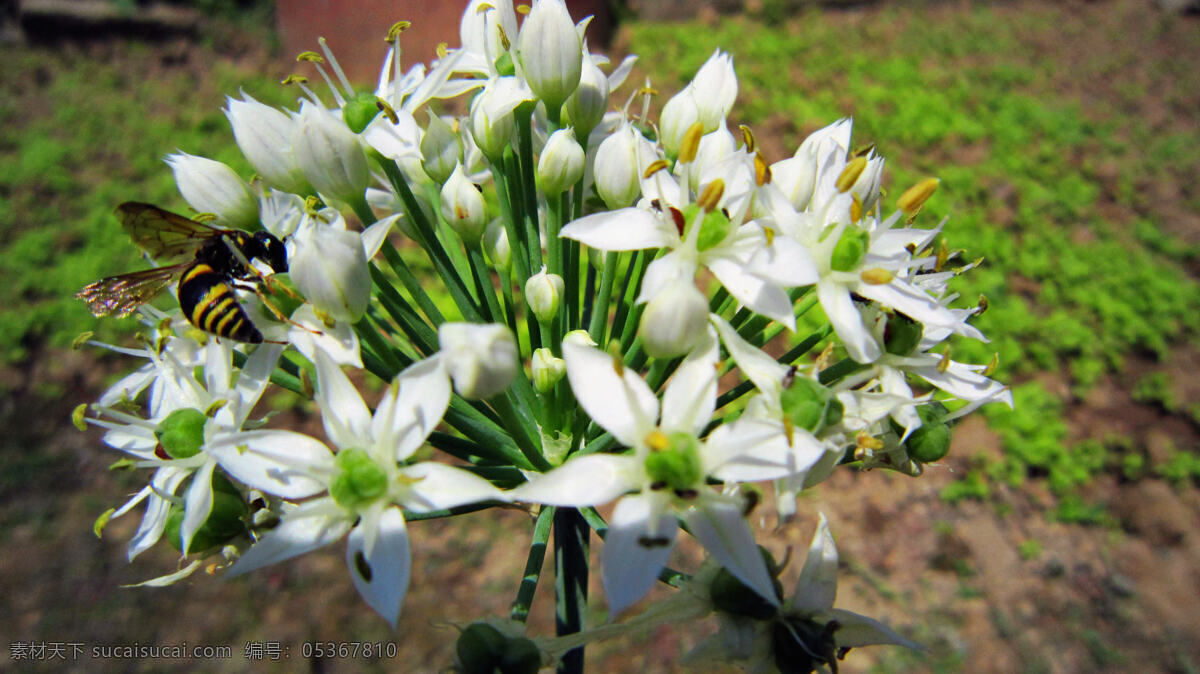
[2,0,1199,672]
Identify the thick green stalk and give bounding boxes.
[511,505,555,624]
[587,252,620,345]
[554,507,589,674]
[368,263,438,354]
[379,242,445,327]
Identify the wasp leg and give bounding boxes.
[219,235,301,300]
[231,281,323,337]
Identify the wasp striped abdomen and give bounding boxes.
[178,263,263,343]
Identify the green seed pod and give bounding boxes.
[779,378,843,434]
[905,403,952,463]
[456,623,507,674]
[163,474,249,554]
[497,636,541,674]
[155,408,207,459]
[829,226,870,272]
[884,312,924,356]
[342,92,382,134]
[329,448,388,509]
[643,432,703,492]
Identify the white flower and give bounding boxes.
[592,122,656,209]
[224,350,503,626]
[511,337,814,616]
[638,279,710,359]
[419,113,462,184]
[525,267,565,322]
[165,152,258,229]
[537,128,585,195]
[564,53,611,139]
[690,50,738,132]
[289,213,371,323]
[518,0,583,111]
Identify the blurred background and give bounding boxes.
[1,0,1198,671]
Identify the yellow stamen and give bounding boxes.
[697,179,725,213]
[281,74,309,86]
[850,194,863,222]
[739,124,756,152]
[678,121,705,164]
[754,151,771,186]
[72,331,93,350]
[516,4,530,14]
[296,51,324,63]
[977,294,989,315]
[937,349,951,373]
[898,177,940,215]
[436,42,448,59]
[983,352,999,376]
[763,226,775,247]
[376,98,399,124]
[856,431,884,451]
[644,430,669,452]
[643,159,670,179]
[386,21,411,42]
[836,156,868,193]
[860,268,894,285]
[72,404,88,431]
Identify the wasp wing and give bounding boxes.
[76,263,190,318]
[116,202,225,263]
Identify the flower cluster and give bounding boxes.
[78,0,1010,670]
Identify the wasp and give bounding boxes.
[77,203,291,344]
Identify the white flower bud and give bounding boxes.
[525,266,564,322]
[518,0,582,112]
[290,217,370,323]
[165,152,259,229]
[593,124,650,209]
[440,164,488,245]
[850,154,885,213]
[531,347,565,393]
[691,49,738,132]
[483,219,512,270]
[638,279,709,359]
[562,330,595,348]
[292,101,370,205]
[469,80,519,161]
[659,89,700,158]
[564,56,609,140]
[421,113,462,185]
[438,323,520,400]
[537,128,585,195]
[224,93,310,195]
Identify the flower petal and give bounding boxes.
[710,315,789,400]
[681,500,779,607]
[560,208,672,251]
[208,430,334,499]
[708,258,795,331]
[790,512,838,612]
[179,458,217,556]
[855,277,985,341]
[228,499,351,575]
[704,418,823,483]
[402,462,506,512]
[827,608,923,650]
[818,280,881,363]
[510,454,639,506]
[374,355,451,462]
[346,506,411,628]
[314,348,372,450]
[602,493,678,617]
[563,341,657,447]
[660,327,718,436]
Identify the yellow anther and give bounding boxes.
[644,429,670,451]
[850,194,863,223]
[516,3,530,14]
[376,98,399,124]
[739,124,756,152]
[678,121,705,164]
[637,85,659,97]
[610,352,625,377]
[281,74,309,86]
[386,21,411,42]
[643,159,670,179]
[436,42,448,59]
[934,239,949,272]
[852,142,875,158]
[898,177,940,215]
[937,349,952,373]
[983,352,999,377]
[697,179,725,213]
[303,195,323,215]
[205,399,229,417]
[754,151,771,186]
[300,367,315,399]
[296,51,324,63]
[72,404,88,431]
[836,156,868,193]
[476,2,495,13]
[94,508,115,538]
[72,331,93,350]
[763,226,775,247]
[977,294,989,315]
[193,212,217,223]
[498,26,511,51]
[860,268,894,285]
[814,342,835,372]
[856,431,884,451]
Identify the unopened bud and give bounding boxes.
[531,348,565,393]
[525,267,564,322]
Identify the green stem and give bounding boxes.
[466,243,502,323]
[588,251,619,345]
[554,507,589,674]
[511,505,555,624]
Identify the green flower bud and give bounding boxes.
[905,403,951,463]
[155,408,207,459]
[329,448,388,509]
[531,347,565,394]
[536,128,585,196]
[830,226,870,272]
[884,312,924,356]
[163,474,248,554]
[525,267,564,323]
[483,219,512,271]
[643,431,703,492]
[342,92,382,134]
[420,113,462,185]
[779,377,843,434]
